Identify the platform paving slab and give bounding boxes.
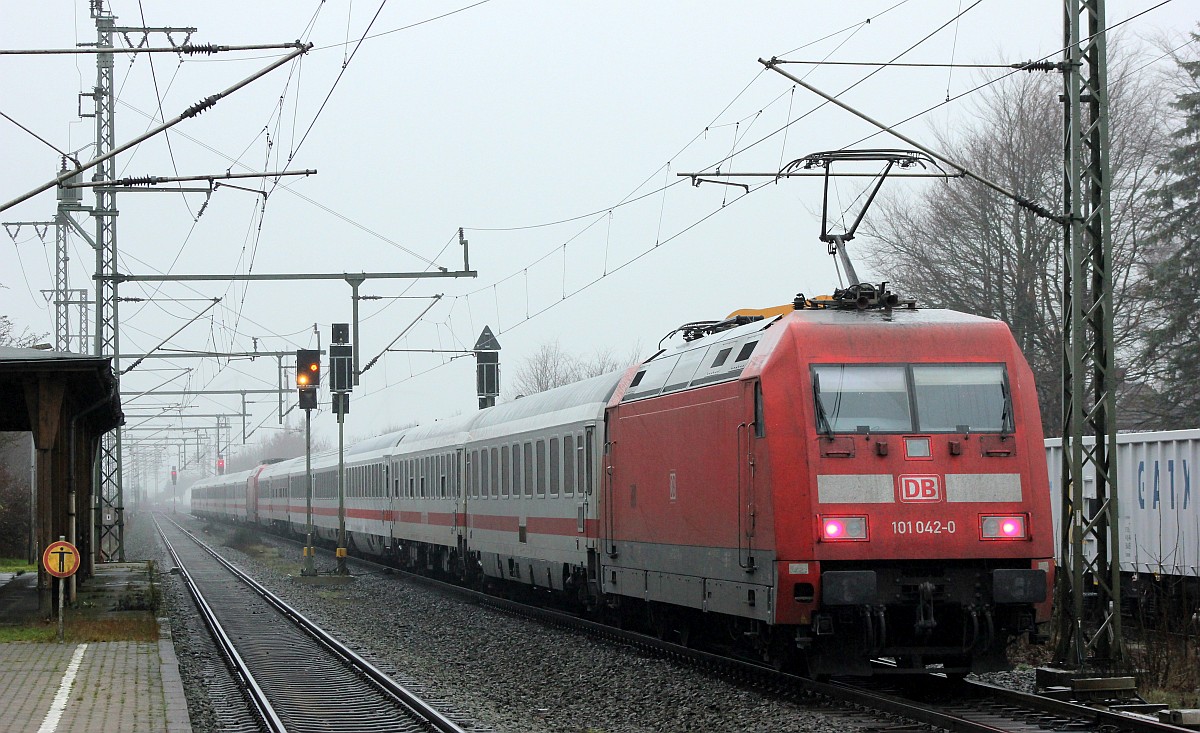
[0,563,191,733]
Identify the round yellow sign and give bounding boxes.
[42,541,80,579]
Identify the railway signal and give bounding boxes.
[331,324,352,575]
[474,326,501,409]
[296,349,321,388]
[294,347,321,575]
[296,349,319,410]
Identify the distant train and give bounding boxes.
[193,292,1055,676]
[1046,429,1199,619]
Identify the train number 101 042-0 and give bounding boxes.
[891,520,956,535]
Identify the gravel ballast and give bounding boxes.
[126,509,1037,733]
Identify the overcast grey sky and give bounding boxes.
[2,1,1195,484]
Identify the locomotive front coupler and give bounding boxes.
[915,581,938,635]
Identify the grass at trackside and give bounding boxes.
[0,614,159,643]
[0,558,36,573]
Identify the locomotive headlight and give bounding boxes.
[821,515,868,541]
[980,514,1028,540]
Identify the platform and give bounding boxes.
[0,565,191,733]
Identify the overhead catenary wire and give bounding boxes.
[759,59,1062,222]
[0,43,310,215]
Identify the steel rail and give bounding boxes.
[278,529,1196,733]
[161,515,468,733]
[154,517,288,732]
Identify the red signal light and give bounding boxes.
[820,515,868,541]
[980,514,1028,540]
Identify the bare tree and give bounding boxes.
[862,49,1171,435]
[508,339,641,397]
[225,425,329,472]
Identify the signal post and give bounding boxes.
[330,323,353,576]
[296,349,320,576]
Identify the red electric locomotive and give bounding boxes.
[190,283,1053,677]
[602,286,1054,675]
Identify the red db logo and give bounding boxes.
[899,475,941,502]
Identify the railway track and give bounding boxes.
[190,517,1196,733]
[154,515,481,733]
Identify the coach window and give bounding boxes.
[584,430,594,495]
[500,446,510,497]
[523,441,534,497]
[476,450,484,498]
[488,447,498,497]
[536,439,547,497]
[563,435,575,496]
[511,443,522,498]
[549,437,561,497]
[480,449,490,498]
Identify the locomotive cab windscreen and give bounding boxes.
[811,363,1012,434]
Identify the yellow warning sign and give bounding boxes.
[42,541,80,579]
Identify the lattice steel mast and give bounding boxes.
[1054,0,1125,668]
[89,1,196,560]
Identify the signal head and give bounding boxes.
[295,349,321,388]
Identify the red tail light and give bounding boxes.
[980,514,1028,540]
[820,515,868,541]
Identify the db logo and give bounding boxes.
[899,475,941,502]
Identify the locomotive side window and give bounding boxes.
[912,364,1010,433]
[754,381,766,438]
[711,346,732,368]
[663,347,708,393]
[812,365,912,433]
[622,354,678,401]
[735,340,758,362]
